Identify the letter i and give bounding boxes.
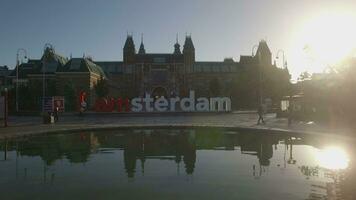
[117,98,123,112]
[124,98,130,112]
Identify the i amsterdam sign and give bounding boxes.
[94,91,231,112]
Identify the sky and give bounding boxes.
[1,0,356,80]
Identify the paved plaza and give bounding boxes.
[0,112,354,140]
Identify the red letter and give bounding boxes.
[117,97,123,112]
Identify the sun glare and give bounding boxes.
[289,11,356,79]
[315,147,349,170]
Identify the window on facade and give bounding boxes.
[153,57,166,63]
[151,70,168,84]
[126,65,133,74]
[170,65,174,72]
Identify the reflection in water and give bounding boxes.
[2,139,8,161]
[122,130,197,178]
[0,128,355,200]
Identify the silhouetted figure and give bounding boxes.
[53,107,59,122]
[183,148,196,175]
[182,132,196,175]
[79,101,87,116]
[257,105,265,125]
[124,149,136,178]
[45,112,53,124]
[3,140,7,160]
[123,134,142,178]
[258,141,273,166]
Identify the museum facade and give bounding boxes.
[6,35,290,111]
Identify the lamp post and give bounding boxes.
[16,48,28,113]
[42,43,53,113]
[276,50,286,68]
[287,137,297,165]
[4,87,8,127]
[252,45,258,56]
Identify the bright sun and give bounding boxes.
[315,146,349,170]
[289,11,356,79]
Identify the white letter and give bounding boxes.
[196,97,209,111]
[180,91,195,112]
[210,97,231,112]
[131,98,143,112]
[169,97,180,111]
[144,94,154,112]
[155,97,168,112]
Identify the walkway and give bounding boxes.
[0,112,354,139]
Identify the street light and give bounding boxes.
[252,45,259,56]
[4,87,8,127]
[16,48,28,113]
[42,43,54,113]
[287,138,297,165]
[276,50,286,68]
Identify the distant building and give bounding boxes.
[0,65,12,90]
[4,36,290,110]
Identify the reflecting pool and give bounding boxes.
[0,128,355,200]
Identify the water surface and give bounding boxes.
[0,128,355,200]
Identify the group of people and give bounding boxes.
[45,100,87,124]
[45,106,59,124]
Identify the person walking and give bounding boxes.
[53,106,59,122]
[257,104,265,125]
[79,100,87,116]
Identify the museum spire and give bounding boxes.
[183,35,195,52]
[183,35,195,64]
[173,34,181,54]
[138,33,146,54]
[123,34,136,63]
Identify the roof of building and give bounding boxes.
[40,49,68,73]
[183,36,195,51]
[59,58,106,78]
[44,52,68,66]
[135,53,184,63]
[0,66,9,71]
[123,35,136,52]
[8,60,40,78]
[256,40,271,56]
[0,66,12,77]
[17,49,69,75]
[239,55,257,65]
[94,61,124,74]
[192,61,239,73]
[174,42,181,55]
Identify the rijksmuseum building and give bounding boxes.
[8,35,290,109]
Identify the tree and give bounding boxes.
[298,71,311,82]
[294,57,356,128]
[94,78,109,98]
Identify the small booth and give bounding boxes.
[277,94,306,120]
